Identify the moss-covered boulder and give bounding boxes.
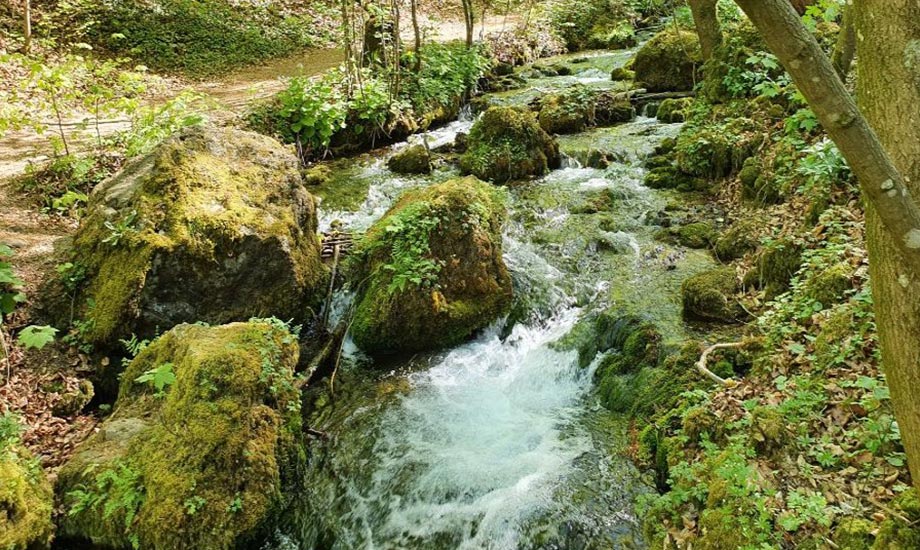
[632,29,703,93]
[460,107,560,184]
[681,267,742,322]
[610,67,635,81]
[675,222,716,249]
[713,221,758,261]
[805,262,853,305]
[538,94,590,135]
[55,127,328,349]
[744,239,803,298]
[55,321,304,550]
[387,144,432,175]
[740,157,783,205]
[657,97,693,123]
[833,517,874,550]
[351,177,513,355]
[595,92,637,125]
[0,439,54,550]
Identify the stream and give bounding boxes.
[270,47,717,550]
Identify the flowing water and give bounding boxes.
[271,48,718,550]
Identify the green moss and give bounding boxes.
[748,405,788,454]
[460,106,560,184]
[387,144,432,175]
[610,67,635,81]
[675,222,716,249]
[681,267,742,322]
[538,94,590,135]
[350,177,513,355]
[302,164,332,186]
[745,239,803,298]
[713,221,758,262]
[740,157,783,205]
[805,262,853,306]
[873,490,920,549]
[657,97,693,123]
[834,517,874,550]
[0,445,54,550]
[56,321,304,549]
[632,29,703,93]
[60,127,328,348]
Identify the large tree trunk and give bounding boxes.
[733,0,920,277]
[461,0,474,48]
[854,0,920,493]
[831,5,856,79]
[688,0,722,60]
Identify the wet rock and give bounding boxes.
[0,442,53,550]
[632,29,703,93]
[674,222,716,249]
[595,91,636,125]
[49,126,328,350]
[302,164,332,186]
[656,97,693,123]
[55,321,304,550]
[681,267,742,322]
[351,177,513,355]
[387,144,432,175]
[610,67,635,81]
[539,94,590,134]
[460,107,560,184]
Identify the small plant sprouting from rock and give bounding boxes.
[134,362,176,396]
[102,210,138,247]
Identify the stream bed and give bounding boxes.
[270,47,718,550]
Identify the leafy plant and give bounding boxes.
[102,210,139,247]
[17,325,58,350]
[135,362,176,395]
[68,460,145,540]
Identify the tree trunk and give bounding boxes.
[733,0,920,278]
[831,5,856,79]
[410,0,421,72]
[853,0,920,494]
[22,0,31,54]
[688,0,722,60]
[461,0,474,49]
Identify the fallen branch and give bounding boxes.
[696,342,744,387]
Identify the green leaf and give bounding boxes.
[135,362,176,393]
[18,325,58,349]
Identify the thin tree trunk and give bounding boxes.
[688,0,722,60]
[461,0,474,49]
[733,0,920,277]
[410,0,421,72]
[22,0,31,54]
[831,5,856,79]
[853,0,920,495]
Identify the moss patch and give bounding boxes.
[56,321,304,549]
[681,267,742,322]
[350,177,513,355]
[0,442,54,550]
[459,107,560,184]
[56,127,328,348]
[387,144,432,175]
[632,29,702,93]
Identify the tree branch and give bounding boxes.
[735,0,920,276]
[696,342,744,387]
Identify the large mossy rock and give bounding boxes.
[59,127,328,348]
[681,267,742,322]
[55,321,304,550]
[351,177,513,355]
[459,107,560,184]
[632,29,703,93]
[0,442,54,550]
[387,144,432,175]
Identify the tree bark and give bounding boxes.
[22,0,31,54]
[733,0,920,278]
[461,0,474,49]
[688,0,722,60]
[853,0,920,494]
[410,0,422,72]
[831,5,856,79]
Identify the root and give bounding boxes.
[696,342,744,387]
